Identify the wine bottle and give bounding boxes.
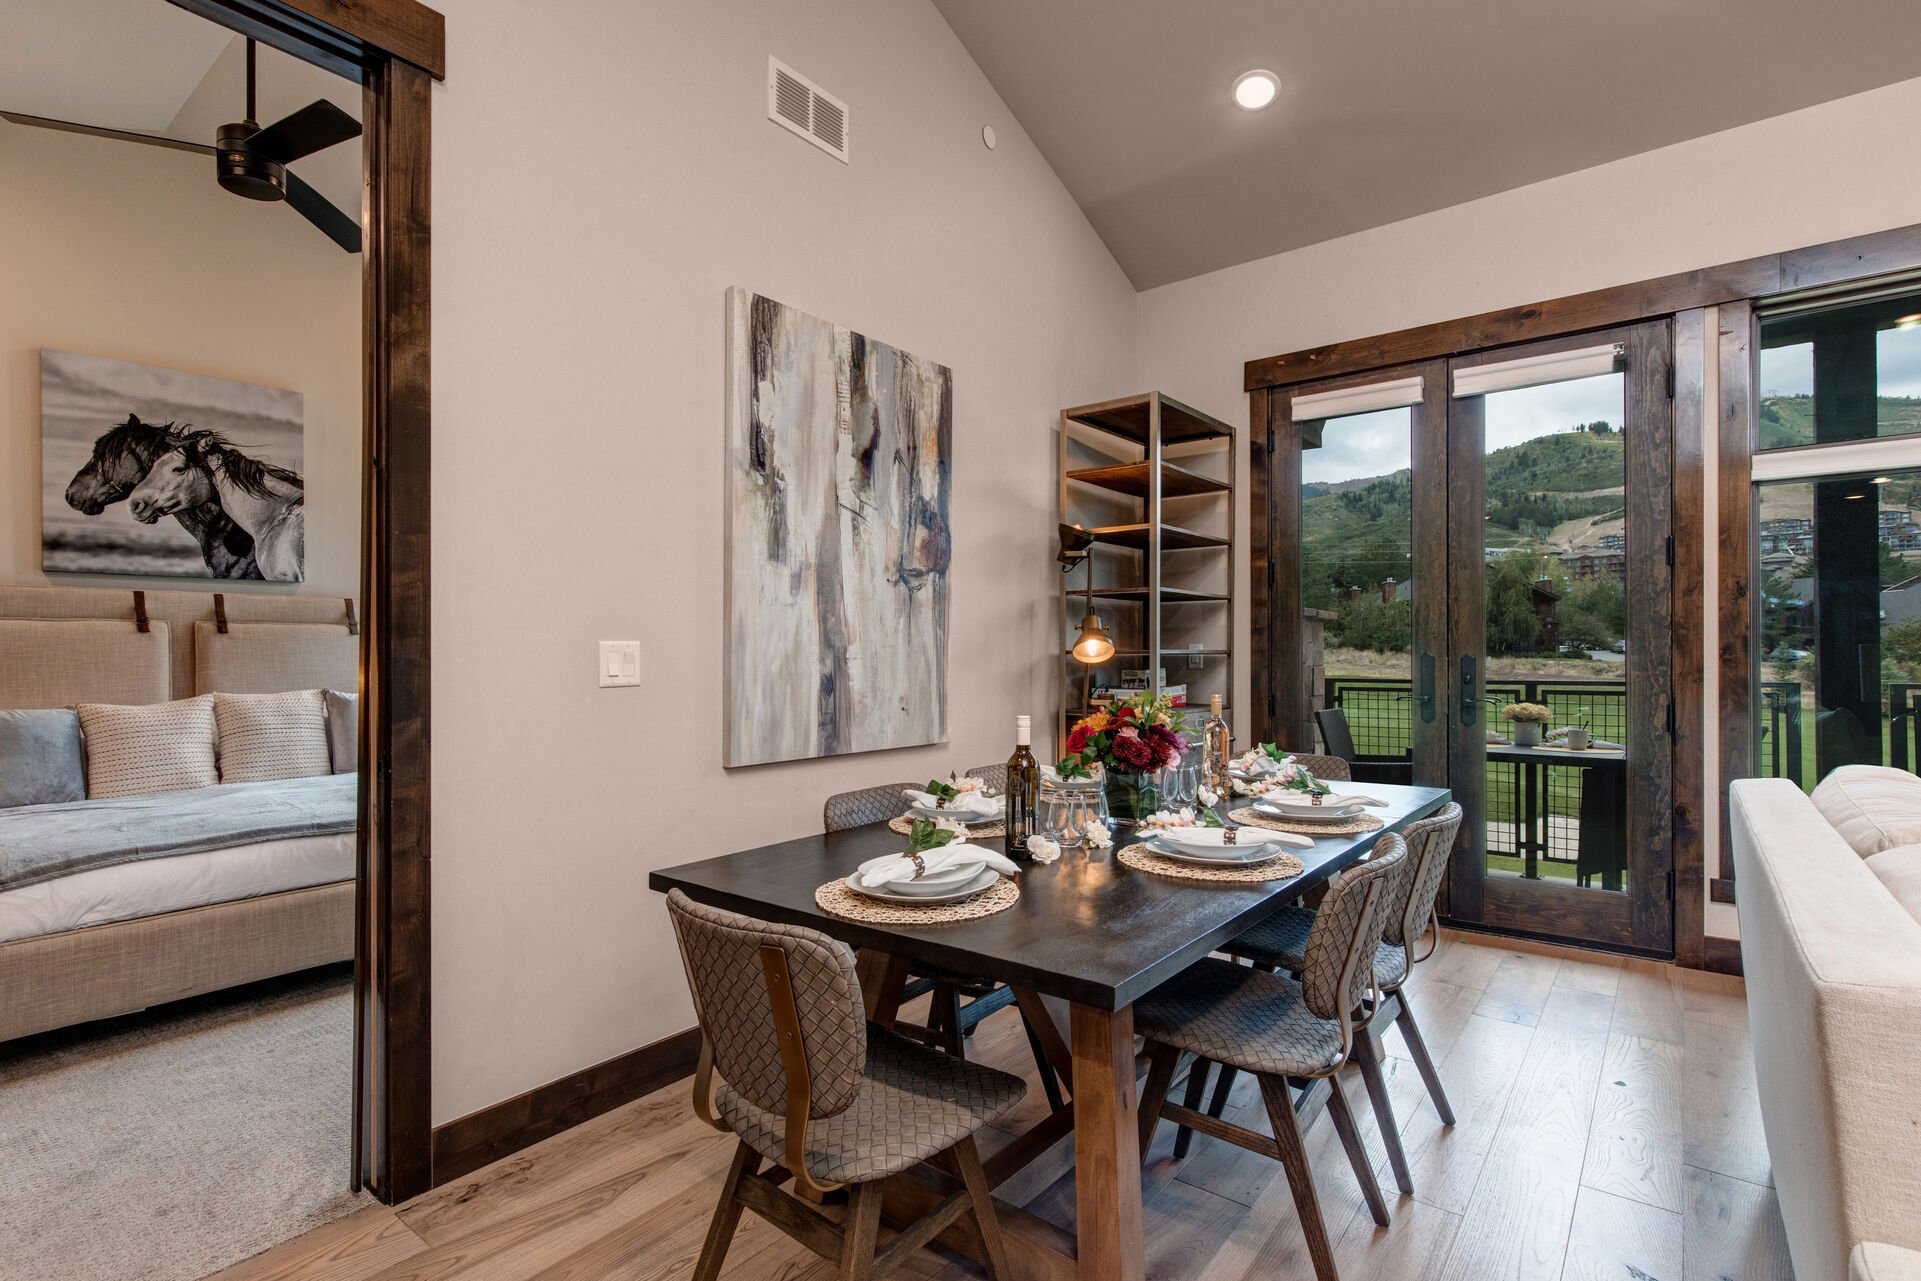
[1203,694,1231,795]
[1005,714,1039,856]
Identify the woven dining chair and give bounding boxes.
[667,890,1024,1281]
[1132,838,1408,1281]
[1200,803,1465,1197]
[965,762,1007,792]
[822,782,1066,1111]
[1282,750,1352,782]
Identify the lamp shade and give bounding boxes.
[1071,611,1115,664]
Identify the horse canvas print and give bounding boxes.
[724,289,952,767]
[41,350,304,580]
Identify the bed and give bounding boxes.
[0,585,359,1043]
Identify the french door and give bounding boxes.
[1262,321,1674,954]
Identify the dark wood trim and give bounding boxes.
[1710,877,1738,905]
[430,1028,703,1186]
[1248,388,1274,745]
[166,0,444,79]
[188,0,441,1207]
[1716,302,1756,890]
[1670,309,1709,969]
[358,52,435,1203]
[1271,402,1303,747]
[1442,375,1488,925]
[1245,223,1921,391]
[1699,934,1744,976]
[1624,320,1677,954]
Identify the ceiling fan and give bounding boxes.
[1,39,362,253]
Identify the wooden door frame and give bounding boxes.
[1246,224,1921,968]
[1437,322,1675,954]
[1256,362,1449,781]
[170,0,443,1203]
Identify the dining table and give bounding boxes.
[650,781,1453,1281]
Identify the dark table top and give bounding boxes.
[649,783,1452,1010]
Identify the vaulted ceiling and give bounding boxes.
[933,0,1921,289]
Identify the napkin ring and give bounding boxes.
[1223,828,1239,846]
[1310,793,1323,806]
[907,851,927,879]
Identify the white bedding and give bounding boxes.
[0,832,353,944]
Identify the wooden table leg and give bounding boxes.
[855,949,910,1026]
[1070,1002,1145,1281]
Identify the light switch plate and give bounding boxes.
[599,640,641,688]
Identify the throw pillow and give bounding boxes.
[0,708,87,808]
[323,689,357,774]
[214,690,331,784]
[1865,844,1921,928]
[77,695,218,799]
[1810,764,1921,857]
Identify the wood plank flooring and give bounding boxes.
[208,931,1792,1281]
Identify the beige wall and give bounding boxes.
[428,0,1137,1124]
[1134,75,1921,944]
[0,121,362,596]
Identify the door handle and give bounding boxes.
[1460,655,1478,726]
[1417,652,1436,724]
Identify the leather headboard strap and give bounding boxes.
[213,593,230,634]
[132,590,150,634]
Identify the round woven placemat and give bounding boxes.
[887,815,1007,839]
[1117,842,1306,883]
[1229,806,1385,837]
[815,877,1019,925]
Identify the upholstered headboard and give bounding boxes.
[0,585,358,710]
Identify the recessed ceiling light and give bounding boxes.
[1896,313,1921,330]
[1232,70,1279,111]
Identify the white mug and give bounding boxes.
[1565,727,1591,751]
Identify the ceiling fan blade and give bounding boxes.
[283,170,361,253]
[1,110,214,155]
[247,100,360,165]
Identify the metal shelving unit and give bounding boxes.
[1057,391,1236,754]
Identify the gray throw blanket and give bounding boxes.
[0,774,356,892]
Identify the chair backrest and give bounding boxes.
[666,890,867,1118]
[1300,836,1406,1022]
[823,782,917,833]
[1288,751,1352,783]
[1317,707,1359,762]
[965,763,1007,791]
[1385,803,1462,968]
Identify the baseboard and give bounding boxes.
[429,1025,702,1186]
[1699,935,1744,976]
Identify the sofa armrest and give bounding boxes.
[1729,780,1921,1281]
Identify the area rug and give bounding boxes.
[0,965,368,1281]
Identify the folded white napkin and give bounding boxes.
[1333,793,1389,807]
[857,847,1020,888]
[902,788,1003,819]
[1146,827,1314,851]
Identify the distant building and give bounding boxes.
[1560,549,1627,582]
[1595,533,1626,552]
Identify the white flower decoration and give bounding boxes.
[948,773,986,795]
[1138,806,1201,833]
[932,816,971,842]
[1025,834,1060,864]
[1081,819,1114,849]
[1198,783,1221,808]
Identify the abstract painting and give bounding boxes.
[724,289,952,767]
[41,350,304,580]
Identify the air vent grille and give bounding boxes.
[767,56,849,163]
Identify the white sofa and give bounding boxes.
[1729,769,1921,1281]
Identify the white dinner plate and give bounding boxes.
[1257,795,1366,818]
[845,865,1002,905]
[855,853,988,895]
[906,799,1004,825]
[1157,826,1294,856]
[1254,801,1363,824]
[1142,835,1288,867]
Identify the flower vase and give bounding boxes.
[1512,720,1543,747]
[1104,769,1159,823]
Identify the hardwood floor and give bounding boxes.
[208,931,1792,1281]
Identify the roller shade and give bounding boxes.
[1452,344,1623,399]
[1289,376,1424,422]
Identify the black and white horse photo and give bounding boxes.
[41,349,304,580]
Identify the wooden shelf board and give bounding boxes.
[1078,586,1230,604]
[1066,461,1230,499]
[1062,650,1230,660]
[1063,393,1234,446]
[1088,523,1229,551]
